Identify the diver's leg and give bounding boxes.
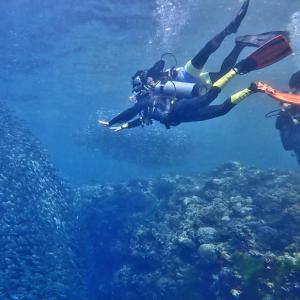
[189,87,254,122]
[226,0,250,34]
[186,68,242,110]
[186,0,250,72]
[167,87,221,124]
[169,69,251,123]
[209,44,245,83]
[190,30,233,70]
[172,87,221,116]
[210,31,290,83]
[211,68,238,90]
[190,100,235,121]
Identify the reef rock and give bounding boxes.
[0,104,86,300]
[78,162,300,300]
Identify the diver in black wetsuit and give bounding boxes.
[98,63,263,131]
[106,83,253,130]
[248,71,300,165]
[275,71,300,164]
[99,33,292,131]
[122,73,247,128]
[276,104,300,164]
[98,0,292,131]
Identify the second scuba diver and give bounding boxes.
[250,71,300,165]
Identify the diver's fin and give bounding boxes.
[235,35,292,74]
[227,0,250,34]
[253,81,300,106]
[235,31,290,48]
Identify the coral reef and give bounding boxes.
[2,102,300,300]
[0,104,87,300]
[78,162,300,300]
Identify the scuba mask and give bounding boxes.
[129,53,178,102]
[132,70,147,91]
[132,76,143,92]
[130,70,149,102]
[131,60,165,91]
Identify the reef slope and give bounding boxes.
[78,162,300,300]
[0,104,86,300]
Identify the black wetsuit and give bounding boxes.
[276,106,300,163]
[109,96,151,128]
[108,86,235,129]
[166,87,234,124]
[190,25,245,84]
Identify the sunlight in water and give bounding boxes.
[288,11,300,67]
[153,0,195,51]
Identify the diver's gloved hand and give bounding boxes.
[110,123,129,132]
[110,126,123,132]
[98,120,110,126]
[249,81,259,92]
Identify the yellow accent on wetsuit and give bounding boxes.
[184,60,213,87]
[185,60,202,77]
[199,72,212,88]
[230,88,253,104]
[213,69,237,89]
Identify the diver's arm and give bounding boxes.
[127,118,143,128]
[110,118,143,132]
[98,120,110,126]
[109,101,147,126]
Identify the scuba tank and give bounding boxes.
[154,81,200,99]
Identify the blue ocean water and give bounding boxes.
[1,1,300,299]
[0,0,299,184]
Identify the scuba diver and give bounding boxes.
[250,71,300,164]
[99,35,292,131]
[99,0,290,131]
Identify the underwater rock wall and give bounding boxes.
[2,100,300,300]
[0,103,86,300]
[78,162,300,300]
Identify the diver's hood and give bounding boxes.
[146,59,165,80]
[289,70,300,91]
[131,60,165,92]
